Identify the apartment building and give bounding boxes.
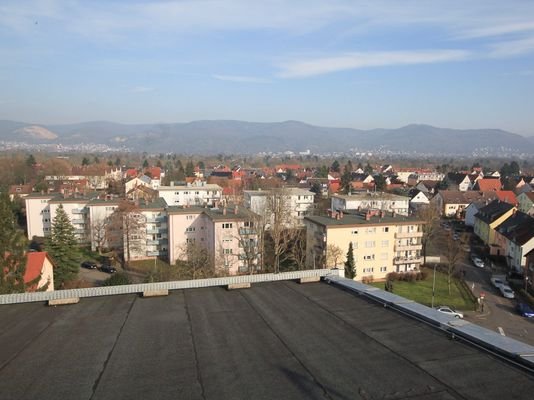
[331,192,410,216]
[473,200,516,247]
[167,205,259,275]
[304,210,424,282]
[25,193,58,238]
[158,181,222,207]
[243,188,315,225]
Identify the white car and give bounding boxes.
[471,256,484,268]
[436,306,464,319]
[491,277,505,288]
[499,285,515,299]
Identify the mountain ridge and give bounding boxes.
[0,119,532,156]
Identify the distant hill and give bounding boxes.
[0,119,533,156]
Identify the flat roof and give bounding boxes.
[1,281,533,400]
[333,192,409,201]
[305,213,423,227]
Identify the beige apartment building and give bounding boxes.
[304,210,424,282]
[167,205,259,275]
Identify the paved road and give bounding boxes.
[461,260,534,345]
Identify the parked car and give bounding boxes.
[470,255,484,268]
[436,306,464,319]
[499,285,515,299]
[517,302,534,318]
[81,261,98,269]
[490,276,506,288]
[99,265,117,274]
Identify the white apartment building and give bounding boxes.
[331,192,410,216]
[25,194,57,238]
[243,188,315,225]
[304,210,424,281]
[158,182,222,207]
[167,206,259,275]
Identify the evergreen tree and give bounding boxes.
[26,154,36,167]
[46,205,80,289]
[0,193,28,294]
[344,242,355,279]
[331,160,340,172]
[82,157,90,166]
[143,159,149,168]
[185,160,195,177]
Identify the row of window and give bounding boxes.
[362,266,388,273]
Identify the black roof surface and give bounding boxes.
[1,281,533,400]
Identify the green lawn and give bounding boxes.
[128,258,170,274]
[370,270,475,311]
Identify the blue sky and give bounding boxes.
[1,0,534,135]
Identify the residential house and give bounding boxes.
[494,211,534,273]
[167,205,259,275]
[350,173,375,190]
[430,190,499,218]
[465,202,484,227]
[243,188,315,225]
[495,190,518,206]
[158,182,222,207]
[25,193,59,238]
[444,173,473,191]
[415,180,440,195]
[331,192,410,216]
[473,200,516,250]
[409,190,430,211]
[24,252,54,292]
[145,167,163,189]
[126,184,158,203]
[8,184,33,201]
[525,248,534,291]
[87,199,121,253]
[304,210,424,281]
[518,192,534,215]
[125,175,152,194]
[474,178,502,192]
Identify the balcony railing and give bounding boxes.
[146,250,168,257]
[394,244,423,252]
[238,228,255,235]
[394,256,423,264]
[146,216,166,223]
[146,228,168,234]
[146,238,169,245]
[72,208,87,214]
[71,219,85,224]
[395,232,423,239]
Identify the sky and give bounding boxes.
[1,0,534,136]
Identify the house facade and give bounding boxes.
[494,211,534,273]
[473,200,516,248]
[304,211,424,282]
[518,192,534,215]
[24,252,54,292]
[158,182,222,207]
[331,192,409,216]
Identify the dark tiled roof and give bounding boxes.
[474,200,514,224]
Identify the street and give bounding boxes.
[461,260,534,345]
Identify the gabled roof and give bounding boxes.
[495,190,518,206]
[446,173,469,185]
[474,200,514,224]
[436,190,498,204]
[475,178,502,191]
[8,184,33,196]
[496,211,534,245]
[24,252,52,285]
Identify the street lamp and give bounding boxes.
[431,264,437,308]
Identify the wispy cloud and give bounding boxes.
[458,21,534,39]
[130,86,155,93]
[278,50,470,78]
[489,36,534,57]
[212,74,270,83]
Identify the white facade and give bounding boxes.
[158,182,222,207]
[87,201,120,252]
[49,199,91,243]
[25,195,56,238]
[243,188,315,224]
[125,176,152,194]
[331,193,409,216]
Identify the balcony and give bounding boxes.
[146,238,169,245]
[395,231,423,239]
[71,219,85,224]
[146,216,166,223]
[146,228,168,234]
[238,228,255,235]
[72,208,87,214]
[394,256,423,264]
[74,229,86,235]
[146,250,168,257]
[394,244,423,252]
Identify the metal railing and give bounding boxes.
[0,269,341,305]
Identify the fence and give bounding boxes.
[0,269,342,305]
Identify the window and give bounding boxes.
[364,254,375,260]
[186,215,194,220]
[224,249,233,254]
[223,238,233,243]
[380,266,387,272]
[383,227,389,232]
[366,227,376,233]
[365,241,375,248]
[363,267,374,273]
[381,240,389,247]
[380,253,388,260]
[186,227,195,232]
[186,238,195,244]
[222,223,233,229]
[351,230,358,235]
[244,221,254,228]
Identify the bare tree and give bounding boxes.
[235,213,264,274]
[108,200,145,267]
[265,188,297,273]
[91,218,109,255]
[288,228,307,270]
[443,233,463,295]
[417,205,440,265]
[177,242,214,279]
[326,244,343,268]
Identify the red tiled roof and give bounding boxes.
[24,252,47,284]
[146,167,161,179]
[476,178,501,191]
[495,191,518,206]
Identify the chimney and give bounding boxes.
[339,210,343,219]
[365,211,371,221]
[235,205,239,214]
[223,207,227,216]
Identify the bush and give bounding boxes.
[386,272,399,282]
[362,276,374,284]
[419,269,429,280]
[101,273,130,287]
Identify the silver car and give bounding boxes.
[436,306,464,319]
[499,285,515,299]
